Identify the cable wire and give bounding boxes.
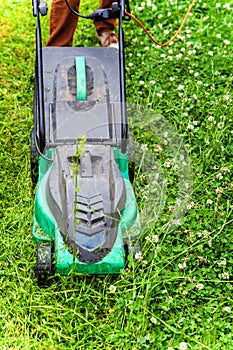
[125,0,196,47]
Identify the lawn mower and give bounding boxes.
[31,0,141,285]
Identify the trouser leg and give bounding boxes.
[46,0,79,46]
[94,0,117,34]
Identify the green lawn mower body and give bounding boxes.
[31,2,141,284]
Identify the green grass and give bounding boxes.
[1,0,233,349]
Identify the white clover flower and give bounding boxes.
[178,84,184,91]
[216,33,221,39]
[141,143,148,151]
[208,115,214,122]
[152,235,159,243]
[223,3,231,10]
[154,144,163,153]
[195,283,204,290]
[208,51,214,56]
[216,3,221,8]
[194,72,199,77]
[145,334,151,341]
[218,259,227,266]
[150,316,157,324]
[128,62,134,67]
[222,306,231,312]
[161,53,166,58]
[222,272,230,280]
[216,172,223,180]
[164,160,171,168]
[166,296,173,303]
[170,76,175,81]
[224,39,230,45]
[187,124,194,131]
[176,53,183,60]
[135,251,143,261]
[216,187,223,194]
[157,92,163,98]
[223,94,231,101]
[109,285,117,293]
[139,80,144,85]
[144,46,150,50]
[228,22,232,27]
[178,262,187,269]
[187,202,195,209]
[217,122,224,129]
[206,199,213,205]
[164,29,170,35]
[221,167,230,174]
[179,342,188,350]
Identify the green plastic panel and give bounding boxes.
[75,56,87,101]
[55,227,125,275]
[32,147,140,275]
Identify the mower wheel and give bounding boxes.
[37,242,53,287]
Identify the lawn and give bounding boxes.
[0,0,233,349]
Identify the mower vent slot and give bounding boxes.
[76,195,105,230]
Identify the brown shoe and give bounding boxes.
[96,31,119,49]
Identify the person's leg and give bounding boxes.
[46,0,79,46]
[94,0,118,48]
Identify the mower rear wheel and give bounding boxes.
[37,242,53,287]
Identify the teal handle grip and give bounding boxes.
[75,56,87,100]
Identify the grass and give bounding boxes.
[0,0,233,349]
